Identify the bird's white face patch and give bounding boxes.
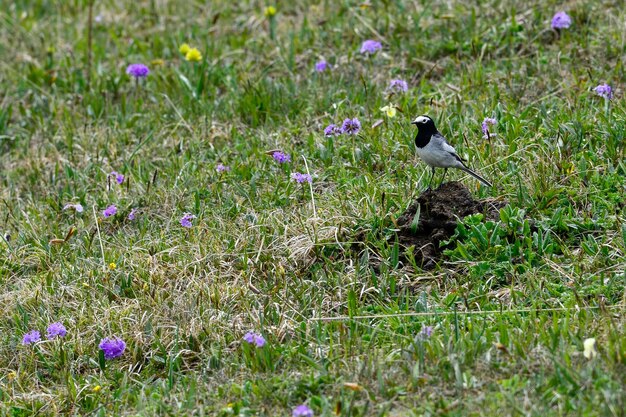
[413,116,430,124]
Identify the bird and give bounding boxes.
[411,115,492,188]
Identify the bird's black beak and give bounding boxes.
[410,121,418,126]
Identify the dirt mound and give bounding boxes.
[396,182,507,269]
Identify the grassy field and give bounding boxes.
[1,0,625,416]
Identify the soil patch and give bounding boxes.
[396,181,507,269]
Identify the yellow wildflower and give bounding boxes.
[583,338,597,359]
[151,58,165,67]
[8,371,16,380]
[264,6,277,17]
[92,385,102,393]
[185,48,202,62]
[179,43,190,55]
[380,104,397,118]
[108,262,116,270]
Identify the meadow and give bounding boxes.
[1,0,625,416]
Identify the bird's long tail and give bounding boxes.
[458,166,492,187]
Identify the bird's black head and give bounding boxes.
[411,115,438,148]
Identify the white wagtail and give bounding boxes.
[411,115,492,188]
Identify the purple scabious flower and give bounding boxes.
[594,83,613,99]
[315,60,329,72]
[291,173,312,184]
[481,117,497,136]
[128,208,138,221]
[272,151,291,163]
[22,330,41,345]
[324,123,341,137]
[63,203,84,213]
[126,63,150,78]
[110,171,124,185]
[180,213,195,228]
[99,337,126,359]
[551,12,572,29]
[293,404,314,417]
[46,322,67,339]
[243,332,266,348]
[103,205,117,218]
[360,39,382,55]
[341,118,361,135]
[216,164,231,173]
[388,79,408,93]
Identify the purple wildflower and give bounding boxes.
[360,39,382,55]
[22,330,41,345]
[341,118,361,135]
[243,332,266,348]
[46,322,67,339]
[180,213,195,228]
[594,84,613,99]
[293,404,314,417]
[128,208,138,221]
[253,334,266,347]
[103,205,117,218]
[315,60,329,72]
[291,172,312,184]
[126,63,150,78]
[551,12,572,29]
[388,79,408,93]
[272,151,291,163]
[99,337,126,360]
[481,117,497,136]
[243,332,256,344]
[324,123,341,137]
[420,325,433,339]
[63,203,84,213]
[216,164,231,173]
[110,171,124,185]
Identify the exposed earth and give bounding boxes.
[396,181,508,269]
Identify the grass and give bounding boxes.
[1,0,625,416]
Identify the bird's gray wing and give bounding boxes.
[434,133,466,163]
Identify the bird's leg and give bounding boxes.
[439,168,448,188]
[427,167,436,190]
